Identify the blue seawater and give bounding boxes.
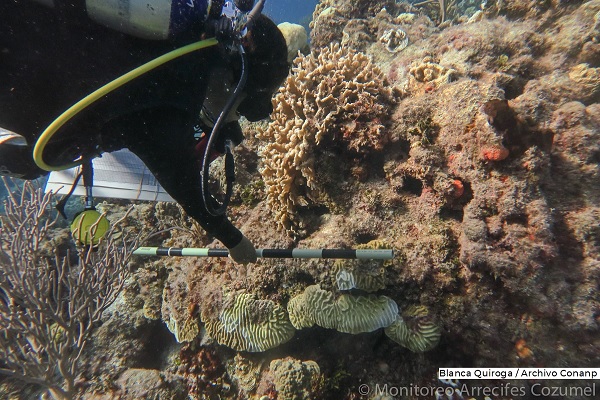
[263,0,320,29]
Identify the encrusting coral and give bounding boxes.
[267,357,322,400]
[568,63,600,101]
[203,292,295,352]
[225,354,263,395]
[406,56,457,92]
[258,43,397,231]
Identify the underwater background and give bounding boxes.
[1,0,600,399]
[263,0,319,29]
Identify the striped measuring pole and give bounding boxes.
[133,247,394,260]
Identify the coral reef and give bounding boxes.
[309,0,411,49]
[115,368,186,399]
[7,1,600,399]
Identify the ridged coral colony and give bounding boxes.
[203,292,295,352]
[287,284,399,334]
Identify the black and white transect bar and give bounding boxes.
[133,247,394,260]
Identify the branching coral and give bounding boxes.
[258,43,397,231]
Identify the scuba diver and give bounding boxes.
[0,0,290,263]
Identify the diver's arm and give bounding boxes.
[115,107,250,256]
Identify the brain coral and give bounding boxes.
[384,305,441,352]
[287,284,398,334]
[204,292,295,352]
[165,315,199,343]
[258,43,397,231]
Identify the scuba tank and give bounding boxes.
[28,0,214,39]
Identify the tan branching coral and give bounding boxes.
[287,285,398,334]
[204,292,295,352]
[259,44,397,230]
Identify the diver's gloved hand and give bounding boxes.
[228,235,257,264]
[208,16,234,41]
[214,121,245,153]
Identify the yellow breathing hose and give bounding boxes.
[33,37,219,171]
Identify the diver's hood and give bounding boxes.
[236,14,289,122]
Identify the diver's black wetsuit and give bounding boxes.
[0,1,288,249]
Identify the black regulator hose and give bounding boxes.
[201,42,248,216]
